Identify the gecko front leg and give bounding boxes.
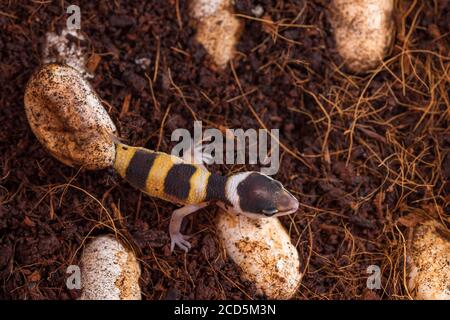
[170,202,209,252]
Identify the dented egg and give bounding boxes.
[80,235,141,300]
[216,209,302,299]
[24,63,117,169]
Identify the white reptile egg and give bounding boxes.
[190,0,242,68]
[408,221,450,300]
[329,0,394,72]
[24,63,117,169]
[80,235,141,300]
[216,210,302,299]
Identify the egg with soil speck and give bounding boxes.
[408,221,450,300]
[80,235,141,300]
[216,209,301,299]
[24,63,117,169]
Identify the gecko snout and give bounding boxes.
[273,190,299,216]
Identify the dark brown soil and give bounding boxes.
[0,0,448,300]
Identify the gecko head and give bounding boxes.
[225,172,299,219]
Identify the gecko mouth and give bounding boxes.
[280,208,298,215]
[262,206,298,217]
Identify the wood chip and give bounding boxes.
[85,53,102,74]
[120,94,132,118]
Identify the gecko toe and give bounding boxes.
[170,233,192,253]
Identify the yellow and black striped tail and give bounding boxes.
[114,143,158,191]
[114,143,228,205]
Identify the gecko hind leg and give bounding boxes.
[170,202,209,252]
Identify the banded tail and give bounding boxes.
[113,143,229,205]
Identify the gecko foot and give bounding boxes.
[170,233,192,252]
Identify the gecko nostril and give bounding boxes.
[277,193,299,213]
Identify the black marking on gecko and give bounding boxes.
[237,172,278,214]
[206,173,230,205]
[125,149,157,190]
[164,164,197,200]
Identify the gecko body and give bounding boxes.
[114,142,299,252]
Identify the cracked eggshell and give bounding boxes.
[190,0,242,68]
[216,210,301,299]
[408,221,450,300]
[24,63,117,170]
[330,0,394,72]
[80,235,141,300]
[43,28,92,78]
